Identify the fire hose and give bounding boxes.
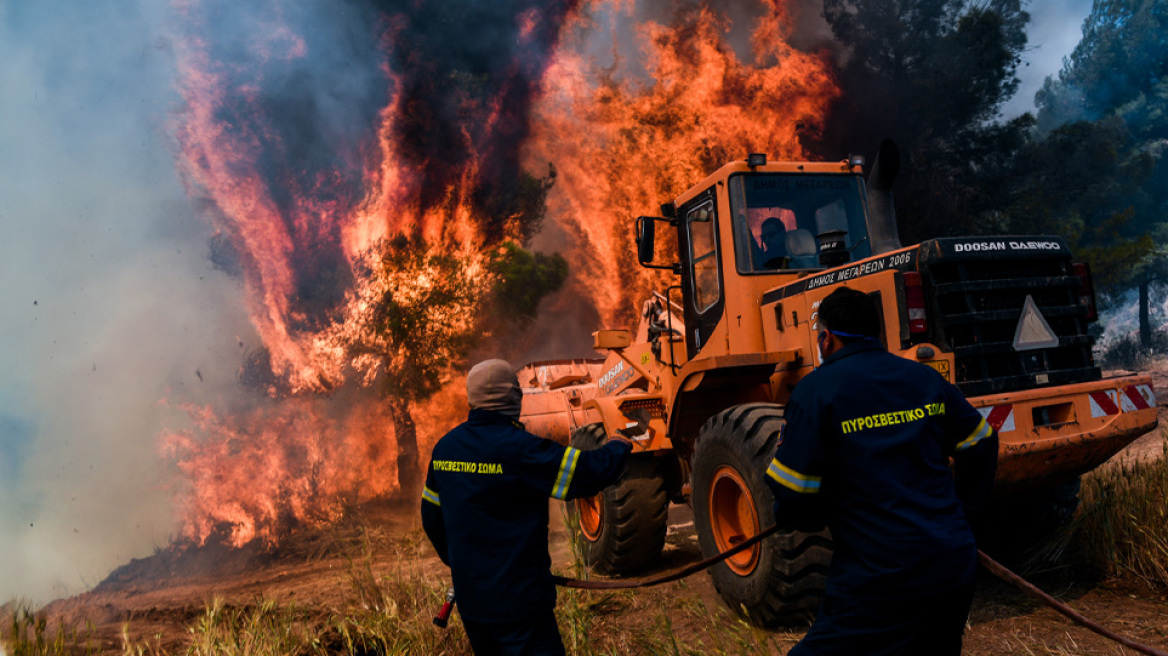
[430,523,1167,655]
[545,524,1168,656]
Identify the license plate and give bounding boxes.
[923,359,951,380]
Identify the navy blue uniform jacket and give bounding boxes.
[421,409,632,622]
[766,341,998,601]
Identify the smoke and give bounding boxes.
[172,0,391,334]
[370,0,579,242]
[1001,0,1093,119]
[0,2,254,604]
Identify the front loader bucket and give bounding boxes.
[518,359,605,445]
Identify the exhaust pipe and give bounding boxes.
[866,139,902,254]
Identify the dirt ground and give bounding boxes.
[28,494,1168,655]
[21,368,1168,655]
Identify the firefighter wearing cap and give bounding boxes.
[421,359,632,656]
[766,287,998,656]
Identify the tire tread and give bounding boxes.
[693,403,833,627]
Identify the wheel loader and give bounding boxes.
[518,142,1159,626]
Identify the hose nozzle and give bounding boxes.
[433,588,455,628]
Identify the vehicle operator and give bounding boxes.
[421,359,632,656]
[765,287,998,655]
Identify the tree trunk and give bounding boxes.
[1140,274,1152,347]
[388,397,421,497]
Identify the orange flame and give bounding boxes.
[159,399,393,546]
[529,0,838,327]
[164,0,837,547]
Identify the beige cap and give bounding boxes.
[466,359,523,418]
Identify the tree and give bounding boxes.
[814,0,1031,243]
[338,235,485,494]
[331,233,568,495]
[998,117,1155,300]
[489,243,568,321]
[1036,0,1168,137]
[1032,0,1168,344]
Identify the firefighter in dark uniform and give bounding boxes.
[766,287,998,655]
[421,359,632,656]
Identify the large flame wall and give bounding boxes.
[162,0,838,547]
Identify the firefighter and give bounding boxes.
[421,359,632,656]
[766,287,998,655]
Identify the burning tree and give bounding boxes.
[331,228,565,496]
[332,235,488,495]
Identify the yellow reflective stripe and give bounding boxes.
[955,418,992,452]
[422,485,441,507]
[552,447,581,500]
[767,459,822,494]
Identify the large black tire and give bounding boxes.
[691,403,833,627]
[566,423,668,575]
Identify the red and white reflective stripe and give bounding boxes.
[1089,390,1121,418]
[1121,384,1155,412]
[978,405,1015,433]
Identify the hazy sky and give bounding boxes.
[1002,0,1094,119]
[0,1,256,603]
[0,0,1093,604]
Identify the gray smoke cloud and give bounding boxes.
[0,2,254,604]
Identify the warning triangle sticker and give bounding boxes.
[1013,295,1060,351]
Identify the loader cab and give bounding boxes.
[676,171,873,357]
[639,158,877,361]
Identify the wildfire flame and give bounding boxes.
[161,0,837,548]
[531,1,837,326]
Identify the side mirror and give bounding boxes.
[636,215,680,272]
[636,216,656,265]
[593,329,633,350]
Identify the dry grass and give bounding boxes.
[7,444,1168,656]
[1031,432,1168,589]
[994,627,1123,655]
[2,602,95,656]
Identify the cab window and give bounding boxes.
[687,200,720,312]
[729,174,872,273]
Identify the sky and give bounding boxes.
[1001,0,1094,119]
[0,1,256,603]
[0,0,1095,605]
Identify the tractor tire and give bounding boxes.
[691,403,832,627]
[567,423,668,575]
